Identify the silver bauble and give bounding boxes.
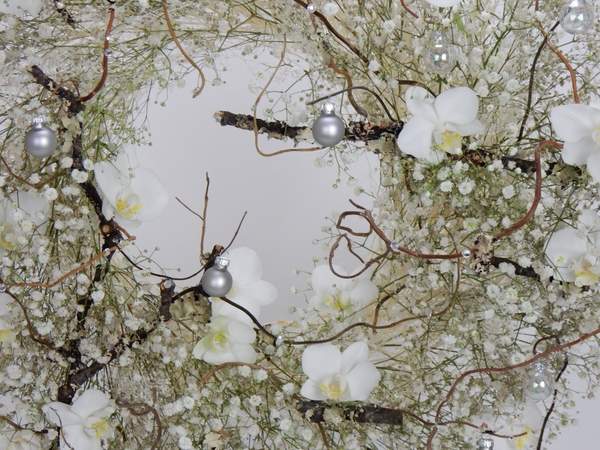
[312,103,345,147]
[524,360,554,401]
[560,0,594,35]
[424,31,456,75]
[25,116,57,158]
[201,256,233,297]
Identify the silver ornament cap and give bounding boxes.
[312,103,345,147]
[478,435,494,450]
[201,256,233,297]
[25,115,57,158]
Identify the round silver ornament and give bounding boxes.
[312,103,346,147]
[560,0,594,35]
[201,256,233,297]
[423,31,456,75]
[462,249,472,258]
[306,3,316,12]
[25,115,57,158]
[524,360,554,401]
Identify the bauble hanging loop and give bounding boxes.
[25,115,57,158]
[201,255,233,297]
[312,103,346,147]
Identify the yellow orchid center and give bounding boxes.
[514,426,535,450]
[211,330,231,352]
[574,257,600,286]
[592,125,600,144]
[325,286,350,311]
[84,417,112,438]
[0,223,15,250]
[115,190,142,220]
[0,329,13,343]
[320,373,347,400]
[438,130,462,154]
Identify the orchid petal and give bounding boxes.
[226,317,256,344]
[405,87,438,124]
[551,104,597,142]
[397,115,440,162]
[44,403,82,427]
[348,279,378,309]
[230,342,258,363]
[94,163,122,209]
[127,168,169,221]
[235,280,277,306]
[300,379,328,400]
[302,343,341,380]
[339,342,369,374]
[345,360,381,401]
[61,424,103,450]
[586,149,600,183]
[561,138,598,165]
[311,265,349,297]
[212,295,261,325]
[435,87,480,125]
[228,247,262,286]
[71,390,110,419]
[448,119,485,137]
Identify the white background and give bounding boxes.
[132,60,598,449]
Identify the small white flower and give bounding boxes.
[249,395,262,406]
[502,185,516,199]
[300,342,380,401]
[368,60,381,72]
[71,169,88,183]
[43,188,58,201]
[440,181,453,192]
[323,2,339,16]
[178,436,193,450]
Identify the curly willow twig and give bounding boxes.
[79,8,115,103]
[162,0,206,97]
[329,140,561,279]
[253,35,322,156]
[115,397,162,450]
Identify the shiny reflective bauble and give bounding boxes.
[312,103,346,147]
[478,435,494,450]
[560,0,595,35]
[524,360,555,401]
[201,257,233,297]
[424,31,457,75]
[25,116,57,158]
[462,249,472,258]
[306,3,316,13]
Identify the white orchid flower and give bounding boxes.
[210,247,277,326]
[93,148,168,228]
[493,402,543,450]
[550,100,600,182]
[545,209,600,286]
[43,389,114,450]
[0,293,14,344]
[309,264,378,319]
[0,429,43,449]
[300,342,380,401]
[397,86,484,163]
[192,315,257,365]
[0,191,49,256]
[423,0,461,6]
